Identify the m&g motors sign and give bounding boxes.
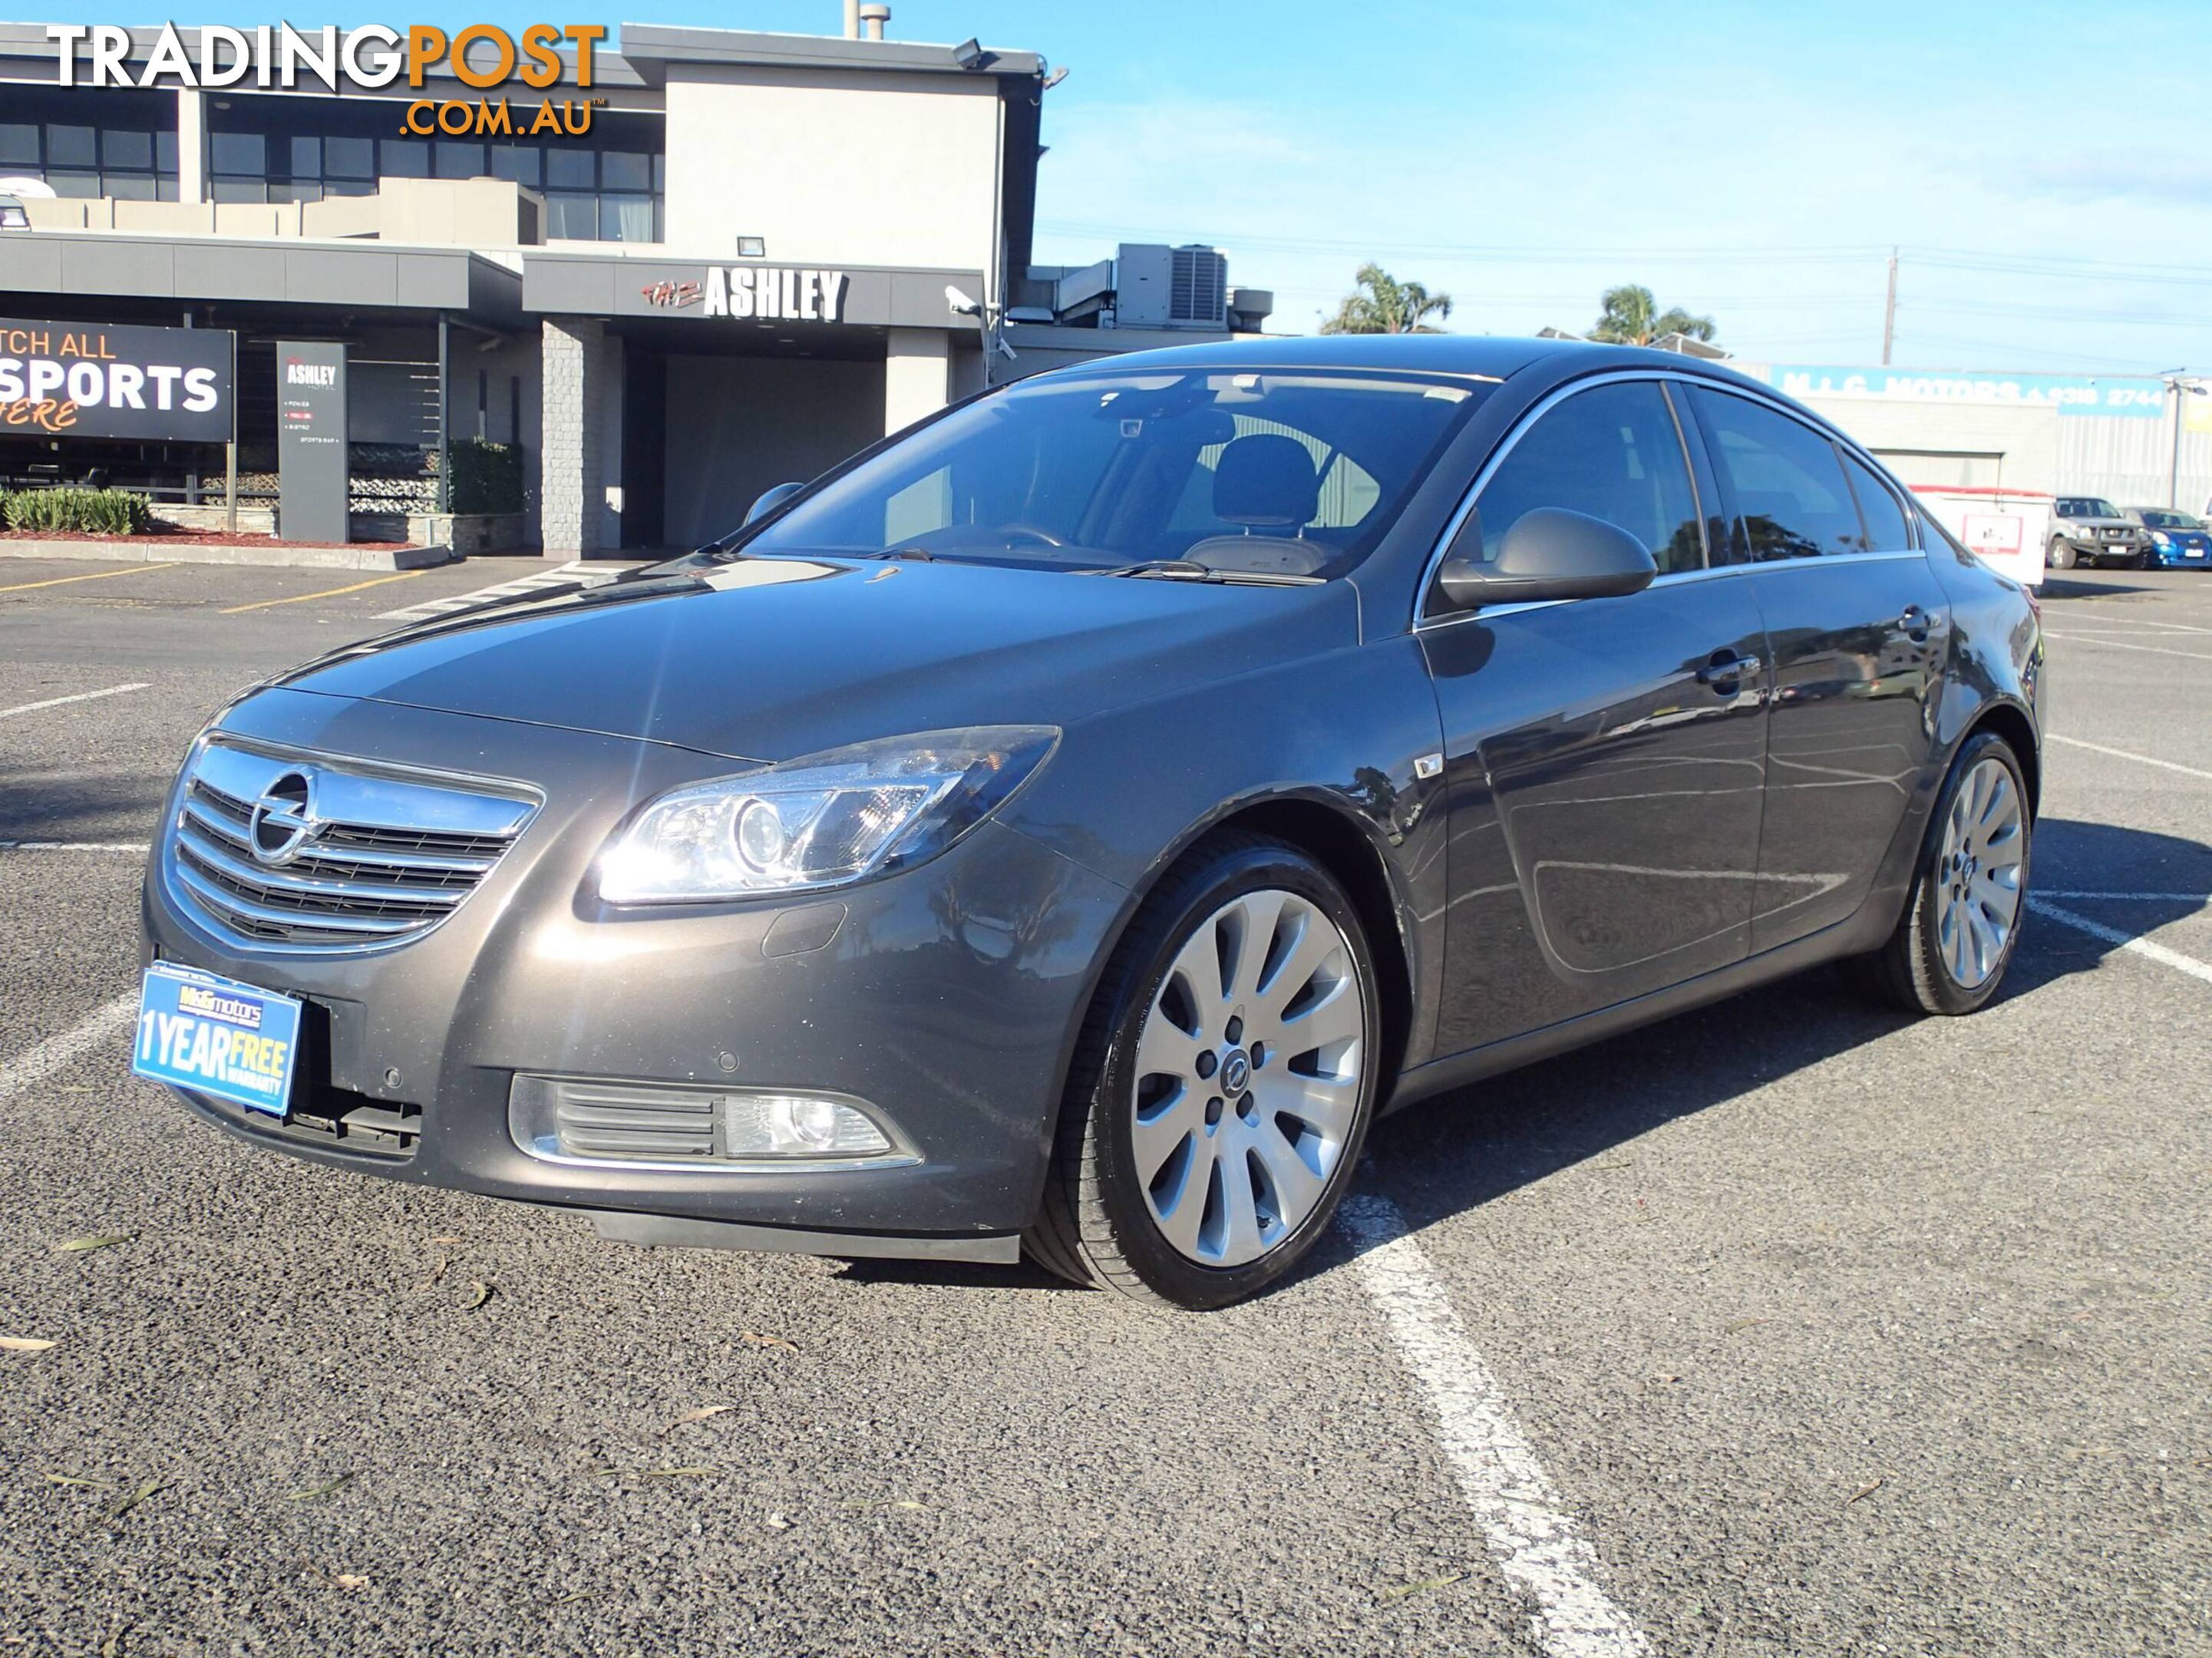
[0,319,233,441]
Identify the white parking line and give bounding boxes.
[2046,733,2212,782]
[1338,1192,1650,1658]
[0,996,135,1107]
[2040,890,2210,902]
[0,682,150,721]
[2029,900,2212,987]
[375,560,620,621]
[0,841,150,853]
[2040,631,2212,663]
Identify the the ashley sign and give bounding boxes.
[700,268,850,324]
[0,318,232,441]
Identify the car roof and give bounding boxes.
[1034,332,1773,391]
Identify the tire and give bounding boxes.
[1026,832,1382,1310]
[2046,540,2075,570]
[1844,731,2032,1016]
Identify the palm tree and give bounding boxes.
[1589,284,1717,346]
[1321,263,1453,335]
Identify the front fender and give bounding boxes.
[1000,632,1451,1070]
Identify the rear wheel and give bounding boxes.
[1846,731,2031,1016]
[1027,834,1380,1310]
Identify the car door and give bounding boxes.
[1682,386,1950,953]
[1420,375,1774,1056]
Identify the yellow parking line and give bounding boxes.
[0,564,161,596]
[220,569,430,615]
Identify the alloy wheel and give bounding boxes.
[1936,755,2025,989]
[1128,888,1366,1268]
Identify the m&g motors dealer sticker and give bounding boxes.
[133,963,303,1118]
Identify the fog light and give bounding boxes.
[725,1092,891,1157]
[509,1075,900,1167]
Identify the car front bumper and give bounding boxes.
[140,689,1129,1259]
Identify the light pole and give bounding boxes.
[2161,370,2207,510]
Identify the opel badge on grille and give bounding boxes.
[247,771,319,866]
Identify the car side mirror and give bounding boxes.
[1436,507,1658,610]
[744,481,804,524]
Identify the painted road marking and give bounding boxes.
[2048,732,2212,782]
[220,570,429,615]
[2039,890,2210,902]
[2040,631,2212,664]
[1338,1192,1651,1658]
[0,566,162,597]
[374,560,619,622]
[0,996,135,1108]
[0,841,151,853]
[0,682,150,721]
[2030,900,2212,988]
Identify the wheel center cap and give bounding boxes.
[1219,1051,1250,1095]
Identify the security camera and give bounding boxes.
[945,285,982,316]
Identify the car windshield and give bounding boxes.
[2061,497,2121,518]
[2138,509,2190,527]
[735,368,1494,580]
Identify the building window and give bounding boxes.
[0,87,177,201]
[206,94,663,243]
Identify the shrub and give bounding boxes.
[1,486,154,536]
[447,438,523,516]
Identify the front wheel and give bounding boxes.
[1845,731,2031,1016]
[2047,540,2076,570]
[1027,834,1380,1310]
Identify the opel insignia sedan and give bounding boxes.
[137,337,2045,1310]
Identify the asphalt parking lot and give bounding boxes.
[2,554,2207,1657]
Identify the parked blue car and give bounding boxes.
[2125,507,2212,569]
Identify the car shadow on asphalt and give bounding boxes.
[0,765,165,845]
[2039,576,2160,599]
[848,818,2207,1303]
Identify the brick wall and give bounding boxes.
[540,316,605,553]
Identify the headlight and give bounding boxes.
[2153,530,2172,544]
[597,725,1058,903]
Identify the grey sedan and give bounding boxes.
[138,336,2045,1309]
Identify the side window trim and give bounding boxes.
[1656,380,1715,574]
[1665,379,1738,568]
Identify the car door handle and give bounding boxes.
[1898,605,1932,642]
[1696,650,1761,688]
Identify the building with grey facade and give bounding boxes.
[0,15,1271,553]
[1735,362,2212,514]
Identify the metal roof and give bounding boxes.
[616,24,1044,83]
[0,21,1044,92]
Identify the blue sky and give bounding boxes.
[67,1,2212,370]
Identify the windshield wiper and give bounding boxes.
[1081,560,1322,586]
[866,547,937,563]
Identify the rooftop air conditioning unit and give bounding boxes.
[1113,243,1230,329]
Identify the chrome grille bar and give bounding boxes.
[163,740,535,953]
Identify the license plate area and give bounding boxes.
[133,963,302,1118]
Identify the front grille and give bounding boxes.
[166,741,534,951]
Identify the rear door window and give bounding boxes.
[1692,389,1865,560]
[1841,453,1913,552]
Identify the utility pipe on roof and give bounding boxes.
[859,4,890,41]
[843,1,860,39]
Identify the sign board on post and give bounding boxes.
[276,341,348,544]
[0,317,233,441]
